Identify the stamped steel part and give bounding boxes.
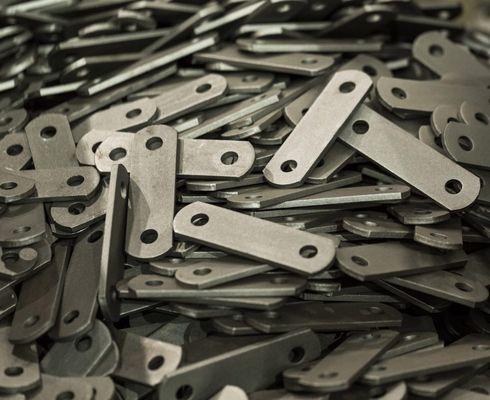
[173,202,336,275]
[264,71,371,187]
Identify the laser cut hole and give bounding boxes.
[13,226,30,234]
[364,220,378,226]
[362,65,377,76]
[429,44,444,57]
[221,151,238,165]
[455,282,473,292]
[148,355,165,370]
[126,109,142,119]
[445,179,462,194]
[242,75,258,82]
[193,268,211,276]
[339,81,356,93]
[281,160,297,172]
[146,280,163,286]
[1,252,18,265]
[352,120,369,134]
[391,87,407,99]
[6,144,23,156]
[176,385,193,400]
[109,147,127,161]
[56,391,75,400]
[319,372,338,378]
[140,229,158,244]
[146,137,163,150]
[271,277,288,284]
[0,181,17,190]
[75,335,92,352]
[288,347,305,363]
[0,116,13,126]
[24,315,39,327]
[40,126,57,138]
[67,175,84,186]
[191,213,209,226]
[196,83,212,93]
[88,230,103,243]
[301,57,317,64]
[68,203,86,215]
[351,255,368,266]
[458,136,473,151]
[299,245,318,258]
[63,310,80,324]
[4,367,23,376]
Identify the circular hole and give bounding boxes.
[242,75,258,82]
[367,306,383,314]
[193,267,211,276]
[24,315,39,328]
[109,147,127,161]
[475,112,489,125]
[375,186,392,192]
[40,126,57,139]
[339,81,356,93]
[196,83,212,93]
[87,230,103,243]
[126,109,142,119]
[301,57,317,65]
[191,213,209,226]
[270,277,288,284]
[364,220,378,227]
[75,335,92,352]
[403,334,417,341]
[140,229,158,244]
[68,203,86,215]
[6,144,23,156]
[391,87,407,100]
[319,371,338,378]
[277,3,290,13]
[301,366,312,372]
[245,195,262,200]
[373,364,387,371]
[221,151,238,165]
[1,252,19,266]
[0,181,17,190]
[0,116,13,126]
[280,160,297,172]
[429,44,444,57]
[13,226,30,234]
[146,280,163,286]
[63,310,80,324]
[146,137,163,150]
[176,385,193,400]
[471,387,489,395]
[67,175,84,187]
[445,179,462,194]
[288,347,305,363]
[430,232,447,239]
[299,245,318,258]
[4,367,23,377]
[92,142,102,153]
[56,391,75,400]
[351,256,368,266]
[458,136,473,151]
[362,65,377,76]
[352,120,369,134]
[148,355,165,370]
[455,281,473,292]
[367,13,381,23]
[472,344,490,351]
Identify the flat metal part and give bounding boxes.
[195,45,336,77]
[9,242,70,344]
[79,34,218,96]
[224,72,274,94]
[251,123,292,146]
[49,178,109,232]
[264,71,371,187]
[413,31,490,79]
[158,329,321,400]
[180,89,281,139]
[338,105,480,211]
[459,373,490,397]
[186,174,265,192]
[244,302,402,333]
[212,314,261,336]
[113,330,182,387]
[41,320,112,377]
[211,385,248,400]
[0,109,28,136]
[173,202,336,276]
[261,185,411,210]
[307,143,356,185]
[439,388,490,400]
[0,325,40,393]
[72,98,158,142]
[221,108,283,140]
[363,335,490,386]
[246,0,306,23]
[385,271,489,308]
[175,256,274,289]
[380,331,440,361]
[0,287,16,320]
[89,340,120,377]
[167,296,287,311]
[52,224,104,340]
[29,375,93,400]
[337,241,467,281]
[152,74,228,124]
[125,125,177,260]
[25,113,77,169]
[251,389,328,399]
[150,258,201,277]
[166,303,236,319]
[342,216,412,239]
[459,248,490,286]
[376,77,489,116]
[389,203,451,225]
[227,171,361,209]
[0,203,45,247]
[419,125,445,155]
[0,168,40,203]
[431,104,460,137]
[299,330,399,392]
[0,133,31,171]
[98,164,129,322]
[125,274,305,299]
[414,218,463,250]
[442,122,490,170]
[0,246,38,279]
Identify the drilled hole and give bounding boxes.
[1,252,18,266]
[63,310,80,324]
[0,181,17,190]
[56,391,75,400]
[242,75,258,82]
[140,229,158,244]
[288,347,305,363]
[196,83,212,93]
[24,315,39,327]
[193,267,211,276]
[271,277,288,284]
[339,81,356,93]
[176,385,193,400]
[75,335,92,352]
[391,87,407,99]
[146,280,163,286]
[362,65,377,76]
[148,355,165,370]
[475,112,489,125]
[68,203,86,215]
[4,367,23,377]
[299,245,317,258]
[13,226,30,234]
[87,230,103,243]
[245,194,262,199]
[0,116,13,126]
[280,160,297,172]
[429,44,444,57]
[364,220,378,226]
[6,144,23,156]
[146,137,163,150]
[319,371,338,378]
[40,126,57,138]
[352,120,369,134]
[458,136,473,151]
[301,57,317,65]
[455,281,473,292]
[445,179,462,194]
[191,213,209,226]
[109,147,127,161]
[352,256,368,266]
[67,175,84,187]
[221,151,238,165]
[126,109,142,119]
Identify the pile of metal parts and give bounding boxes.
[1,0,490,399]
